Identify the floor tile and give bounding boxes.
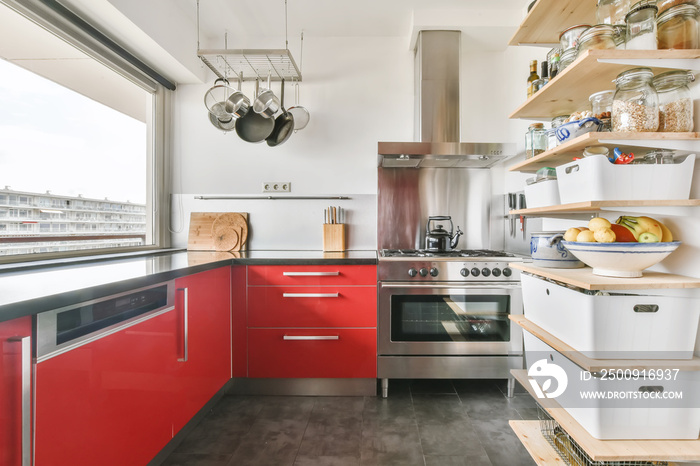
[298,423,362,458]
[226,418,308,466]
[294,455,360,466]
[470,416,537,466]
[418,420,489,457]
[362,395,415,428]
[174,412,254,455]
[412,394,470,425]
[160,453,232,466]
[360,423,423,462]
[424,455,470,466]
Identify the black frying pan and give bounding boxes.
[235,79,275,143]
[266,79,295,147]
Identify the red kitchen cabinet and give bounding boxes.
[172,267,231,432]
[34,308,178,466]
[246,265,377,379]
[0,316,31,466]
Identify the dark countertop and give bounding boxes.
[0,249,377,323]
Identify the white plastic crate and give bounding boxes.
[524,331,700,440]
[524,179,560,208]
[521,273,700,359]
[556,154,695,204]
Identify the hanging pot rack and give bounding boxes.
[198,48,301,82]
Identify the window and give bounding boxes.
[0,1,172,261]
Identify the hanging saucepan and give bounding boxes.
[253,71,281,119]
[266,79,295,147]
[204,78,235,121]
[224,72,250,119]
[288,81,310,132]
[235,79,275,143]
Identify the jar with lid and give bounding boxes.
[525,123,547,158]
[612,24,627,47]
[625,4,659,49]
[652,69,695,132]
[597,0,632,24]
[657,0,699,16]
[644,149,676,163]
[657,3,699,49]
[590,90,614,131]
[559,24,591,52]
[559,48,577,72]
[612,67,659,132]
[583,145,610,158]
[577,24,617,56]
[551,114,570,128]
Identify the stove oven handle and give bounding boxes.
[380,283,521,290]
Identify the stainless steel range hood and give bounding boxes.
[378,30,515,168]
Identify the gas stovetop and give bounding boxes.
[380,249,515,259]
[378,249,523,282]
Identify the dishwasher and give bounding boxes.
[33,281,181,466]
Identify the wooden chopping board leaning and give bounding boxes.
[187,212,248,251]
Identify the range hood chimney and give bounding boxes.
[378,30,515,168]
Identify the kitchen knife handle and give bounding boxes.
[283,335,339,341]
[9,336,31,466]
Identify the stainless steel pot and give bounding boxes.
[425,216,463,251]
[253,72,280,119]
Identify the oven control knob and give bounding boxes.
[460,268,469,277]
[419,268,429,277]
[503,267,512,277]
[429,267,439,277]
[470,267,480,277]
[481,268,491,277]
[408,268,418,277]
[492,268,502,277]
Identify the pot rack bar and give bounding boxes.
[195,195,350,200]
[198,49,302,82]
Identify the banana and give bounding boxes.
[615,216,666,243]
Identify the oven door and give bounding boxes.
[378,282,523,356]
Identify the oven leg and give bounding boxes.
[507,377,515,398]
[381,378,389,398]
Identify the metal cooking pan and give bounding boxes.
[235,80,274,143]
[266,79,295,147]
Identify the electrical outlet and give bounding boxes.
[262,182,291,193]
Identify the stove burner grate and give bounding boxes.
[380,249,515,258]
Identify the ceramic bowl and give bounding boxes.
[560,241,681,277]
[555,117,602,143]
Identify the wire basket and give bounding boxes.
[536,404,668,466]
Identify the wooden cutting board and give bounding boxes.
[187,212,248,251]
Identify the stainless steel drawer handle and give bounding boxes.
[282,293,340,298]
[9,336,30,466]
[282,272,340,276]
[178,287,189,362]
[283,335,340,341]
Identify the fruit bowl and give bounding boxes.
[560,241,681,277]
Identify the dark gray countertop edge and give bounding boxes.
[0,250,377,323]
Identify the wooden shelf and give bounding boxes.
[510,49,700,120]
[508,131,700,172]
[510,262,700,290]
[510,420,566,465]
[509,199,700,216]
[511,315,700,372]
[512,369,700,462]
[508,0,595,46]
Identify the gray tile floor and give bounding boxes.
[160,379,538,466]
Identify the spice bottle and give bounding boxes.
[612,67,659,132]
[532,61,549,93]
[527,60,539,98]
[657,3,700,49]
[625,4,659,49]
[525,123,547,158]
[652,69,695,132]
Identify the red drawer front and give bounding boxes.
[247,265,376,286]
[248,286,377,328]
[248,328,377,378]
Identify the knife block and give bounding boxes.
[323,224,346,252]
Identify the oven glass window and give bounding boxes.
[390,295,511,342]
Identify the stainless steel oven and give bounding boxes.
[377,250,524,397]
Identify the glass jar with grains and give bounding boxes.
[577,24,617,55]
[612,67,659,132]
[625,4,659,49]
[597,0,632,24]
[589,90,614,130]
[657,3,700,49]
[652,70,695,132]
[525,123,547,159]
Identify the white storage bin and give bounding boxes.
[524,179,560,208]
[556,154,695,204]
[521,273,700,359]
[524,330,700,439]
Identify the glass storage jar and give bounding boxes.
[612,67,659,132]
[577,24,617,55]
[546,128,558,150]
[552,114,570,128]
[657,3,700,49]
[644,149,677,163]
[612,24,627,47]
[625,4,659,49]
[597,0,632,24]
[652,69,695,132]
[559,24,591,52]
[657,0,699,16]
[525,123,547,158]
[559,48,577,72]
[590,90,614,131]
[547,47,561,79]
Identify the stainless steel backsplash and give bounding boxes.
[377,167,492,250]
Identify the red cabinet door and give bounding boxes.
[0,317,31,466]
[34,310,178,466]
[248,328,377,378]
[172,267,231,432]
[248,285,377,328]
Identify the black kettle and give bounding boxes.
[425,216,463,252]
